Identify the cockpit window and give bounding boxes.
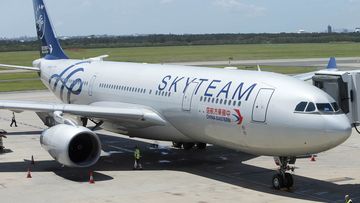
[295,101,342,114]
[332,102,340,112]
[306,102,316,112]
[295,102,307,112]
[316,103,333,112]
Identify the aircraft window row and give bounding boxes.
[155,90,171,97]
[294,101,340,113]
[200,96,241,107]
[99,83,147,94]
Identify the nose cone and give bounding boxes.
[323,114,352,148]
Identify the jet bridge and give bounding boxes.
[312,70,360,130]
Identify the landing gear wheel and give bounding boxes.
[272,157,296,190]
[172,142,183,149]
[272,174,284,190]
[183,143,195,150]
[196,143,207,150]
[81,117,88,127]
[284,173,293,188]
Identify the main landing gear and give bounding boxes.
[272,157,296,190]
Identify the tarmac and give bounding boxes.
[168,57,360,69]
[0,91,360,203]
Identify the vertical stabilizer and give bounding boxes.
[33,0,68,60]
[327,57,337,70]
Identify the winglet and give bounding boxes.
[327,57,337,69]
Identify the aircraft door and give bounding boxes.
[252,88,275,122]
[182,82,199,111]
[88,75,97,96]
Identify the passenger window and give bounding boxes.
[306,102,316,112]
[295,102,307,112]
[316,103,333,112]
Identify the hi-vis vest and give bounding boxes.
[134,149,141,159]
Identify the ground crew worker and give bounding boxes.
[10,112,18,127]
[345,195,353,203]
[0,133,7,153]
[133,146,142,170]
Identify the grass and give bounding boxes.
[0,80,45,92]
[0,43,359,91]
[1,43,360,66]
[0,72,40,80]
[68,43,360,63]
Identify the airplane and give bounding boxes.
[0,0,352,190]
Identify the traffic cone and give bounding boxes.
[31,155,35,165]
[310,155,316,162]
[89,171,95,184]
[27,167,32,178]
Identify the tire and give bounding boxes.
[196,143,207,150]
[45,117,55,127]
[81,117,88,127]
[272,174,284,190]
[172,142,183,149]
[183,142,195,150]
[284,173,294,188]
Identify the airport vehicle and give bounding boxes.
[0,0,353,190]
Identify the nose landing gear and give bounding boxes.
[272,157,296,190]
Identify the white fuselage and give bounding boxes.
[35,58,352,156]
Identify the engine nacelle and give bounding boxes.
[40,124,101,167]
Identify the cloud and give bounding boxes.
[213,0,266,17]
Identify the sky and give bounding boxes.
[1,0,360,38]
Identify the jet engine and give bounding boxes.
[40,124,101,167]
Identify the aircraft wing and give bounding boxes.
[0,100,167,127]
[293,71,318,81]
[294,57,338,81]
[0,64,40,71]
